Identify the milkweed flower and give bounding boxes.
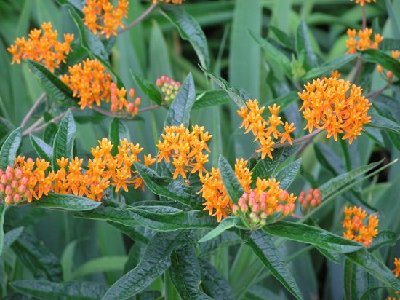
[353,0,376,6]
[342,206,378,247]
[83,0,129,37]
[156,124,212,179]
[298,76,371,143]
[237,100,296,159]
[7,22,74,72]
[394,258,400,278]
[156,76,181,104]
[0,166,31,204]
[346,28,383,54]
[299,188,322,209]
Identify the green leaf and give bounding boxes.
[200,259,235,300]
[52,110,76,171]
[72,256,128,279]
[275,158,302,189]
[369,231,399,251]
[170,244,211,299]
[316,247,341,263]
[192,90,230,110]
[269,26,295,50]
[304,54,358,81]
[219,155,244,204]
[109,118,129,156]
[31,193,101,211]
[12,280,108,300]
[12,231,62,281]
[199,217,240,243]
[344,259,362,300]
[165,73,196,127]
[30,135,53,161]
[3,226,24,249]
[131,73,162,106]
[0,204,6,256]
[346,248,400,291]
[263,221,363,253]
[368,108,400,133]
[0,127,22,170]
[160,5,210,68]
[296,20,318,69]
[135,162,203,209]
[361,49,400,78]
[266,91,298,111]
[244,230,303,300]
[380,38,400,50]
[27,61,74,103]
[102,232,188,300]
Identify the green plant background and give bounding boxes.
[0,0,399,299]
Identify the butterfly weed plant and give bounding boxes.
[0,0,400,299]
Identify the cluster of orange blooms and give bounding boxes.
[155,125,212,179]
[299,188,322,209]
[7,22,74,72]
[1,138,143,204]
[237,100,296,159]
[232,178,297,227]
[298,76,371,143]
[61,59,141,116]
[353,0,376,6]
[83,0,129,37]
[394,258,400,278]
[152,0,184,4]
[346,28,383,54]
[342,206,379,247]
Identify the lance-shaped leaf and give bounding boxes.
[199,217,240,243]
[31,193,101,211]
[361,49,400,78]
[0,127,22,170]
[109,118,129,156]
[200,259,235,300]
[30,135,53,162]
[193,90,230,110]
[131,73,162,105]
[369,231,399,251]
[0,204,6,255]
[219,155,244,204]
[275,158,302,190]
[296,20,318,69]
[304,54,358,81]
[3,226,24,249]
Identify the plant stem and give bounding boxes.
[119,3,157,34]
[273,129,323,149]
[361,5,367,29]
[22,110,69,136]
[21,93,46,128]
[365,83,391,99]
[93,105,160,118]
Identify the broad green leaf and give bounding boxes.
[199,217,240,243]
[31,193,101,211]
[165,73,196,127]
[0,204,6,255]
[244,230,303,300]
[296,20,317,69]
[161,5,210,68]
[109,118,129,156]
[12,231,62,281]
[192,90,230,110]
[3,226,24,249]
[361,49,400,78]
[131,73,162,105]
[30,135,53,161]
[304,54,358,81]
[263,221,363,253]
[0,127,22,170]
[52,110,76,171]
[200,259,235,300]
[27,61,74,103]
[72,256,128,279]
[135,162,203,209]
[346,248,400,291]
[12,280,108,300]
[170,244,211,299]
[219,155,244,204]
[369,231,399,251]
[102,232,188,300]
[275,158,302,189]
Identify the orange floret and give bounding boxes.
[342,206,378,247]
[353,0,376,6]
[346,28,383,54]
[298,76,371,143]
[394,258,400,278]
[237,100,296,159]
[156,124,212,179]
[7,22,74,72]
[82,0,129,37]
[299,188,322,209]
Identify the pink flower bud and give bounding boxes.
[127,103,135,113]
[0,184,4,193]
[5,195,12,204]
[6,166,13,177]
[14,194,21,202]
[15,168,23,179]
[11,180,18,188]
[21,177,28,185]
[0,174,7,184]
[134,97,141,106]
[18,185,26,193]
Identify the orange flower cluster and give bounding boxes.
[232,178,297,227]
[346,28,383,54]
[343,206,378,247]
[298,76,371,143]
[156,124,212,179]
[152,0,184,4]
[200,159,252,222]
[238,100,296,159]
[394,258,400,278]
[0,166,30,204]
[156,75,181,103]
[83,0,129,37]
[110,83,141,116]
[353,0,376,6]
[299,188,322,209]
[7,22,74,72]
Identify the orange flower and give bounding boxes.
[156,124,212,179]
[394,258,400,278]
[353,0,376,6]
[346,28,383,54]
[7,22,74,72]
[342,206,378,247]
[156,75,181,103]
[83,0,129,37]
[299,188,322,209]
[298,76,371,143]
[237,100,296,159]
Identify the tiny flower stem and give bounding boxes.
[273,129,323,149]
[93,105,160,119]
[361,5,367,29]
[21,93,46,128]
[119,3,157,34]
[22,110,70,136]
[365,83,391,99]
